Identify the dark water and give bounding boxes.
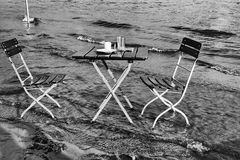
[0,0,240,160]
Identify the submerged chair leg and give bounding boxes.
[152,107,172,128]
[173,107,190,126]
[152,105,190,128]
[21,85,56,119]
[21,100,37,118]
[21,98,55,119]
[140,89,169,116]
[39,87,61,108]
[140,97,158,116]
[151,88,190,128]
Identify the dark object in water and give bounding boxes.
[171,26,236,38]
[92,20,134,29]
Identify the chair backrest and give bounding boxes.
[1,38,33,86]
[171,37,201,96]
[179,37,201,59]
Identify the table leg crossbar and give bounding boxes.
[92,61,133,123]
[101,60,133,108]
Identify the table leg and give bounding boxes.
[92,61,133,123]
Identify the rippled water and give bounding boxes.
[0,0,240,72]
[0,0,240,160]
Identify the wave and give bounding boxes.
[76,34,105,44]
[209,65,240,76]
[66,33,240,76]
[206,53,240,60]
[149,48,178,55]
[92,20,136,29]
[67,33,105,44]
[72,17,82,20]
[171,26,236,38]
[197,59,240,76]
[68,33,145,48]
[0,29,14,33]
[37,33,53,39]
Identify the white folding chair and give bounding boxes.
[1,38,66,119]
[140,37,202,128]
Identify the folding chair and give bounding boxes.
[1,38,66,119]
[140,37,201,128]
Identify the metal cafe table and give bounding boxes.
[72,46,148,124]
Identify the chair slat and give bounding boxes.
[1,38,18,49]
[179,45,199,58]
[5,46,22,57]
[140,76,154,89]
[148,77,159,86]
[162,78,174,88]
[155,78,170,89]
[51,74,66,83]
[172,78,185,87]
[182,37,201,50]
[43,74,58,85]
[32,75,49,85]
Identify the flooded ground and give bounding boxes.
[0,0,240,159]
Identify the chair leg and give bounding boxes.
[152,106,190,128]
[140,97,158,116]
[173,107,190,126]
[36,100,55,119]
[141,89,169,116]
[39,87,61,108]
[21,100,37,118]
[45,93,61,108]
[165,110,176,120]
[152,107,172,128]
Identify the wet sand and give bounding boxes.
[0,44,240,160]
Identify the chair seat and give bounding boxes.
[24,74,66,86]
[140,76,183,92]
